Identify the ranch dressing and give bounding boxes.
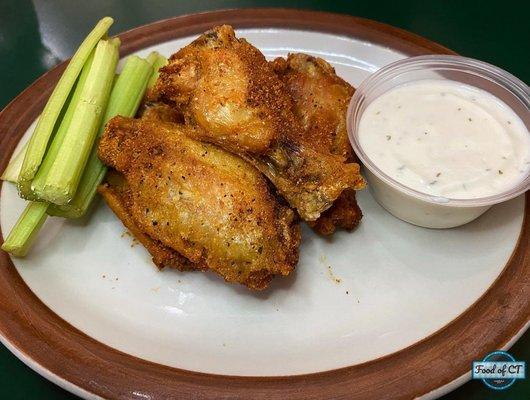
[358,80,530,199]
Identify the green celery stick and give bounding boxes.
[48,55,153,218]
[17,17,114,199]
[30,52,94,193]
[1,202,49,257]
[145,51,159,65]
[146,52,167,89]
[32,38,120,205]
[1,141,29,183]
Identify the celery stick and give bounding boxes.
[146,52,167,89]
[104,56,152,120]
[1,202,48,257]
[30,52,94,193]
[32,38,120,205]
[48,56,153,218]
[17,17,114,199]
[1,142,29,183]
[146,51,159,65]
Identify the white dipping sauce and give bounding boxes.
[358,80,530,199]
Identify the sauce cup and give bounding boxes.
[347,55,530,228]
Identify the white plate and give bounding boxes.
[1,28,525,377]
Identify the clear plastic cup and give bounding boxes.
[347,55,530,228]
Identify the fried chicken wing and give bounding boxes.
[272,53,363,235]
[98,116,300,290]
[271,53,356,161]
[152,25,365,221]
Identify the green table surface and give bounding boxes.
[0,0,528,398]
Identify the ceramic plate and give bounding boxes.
[0,9,528,400]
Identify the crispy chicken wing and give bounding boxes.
[271,53,356,161]
[272,53,362,235]
[98,116,300,290]
[152,25,365,221]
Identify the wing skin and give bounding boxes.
[98,170,198,271]
[272,53,363,235]
[151,25,365,221]
[307,189,362,235]
[138,101,184,124]
[271,53,356,162]
[98,116,300,290]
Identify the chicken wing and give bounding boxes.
[151,25,365,222]
[271,53,362,235]
[98,116,300,290]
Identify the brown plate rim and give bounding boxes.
[0,8,528,400]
